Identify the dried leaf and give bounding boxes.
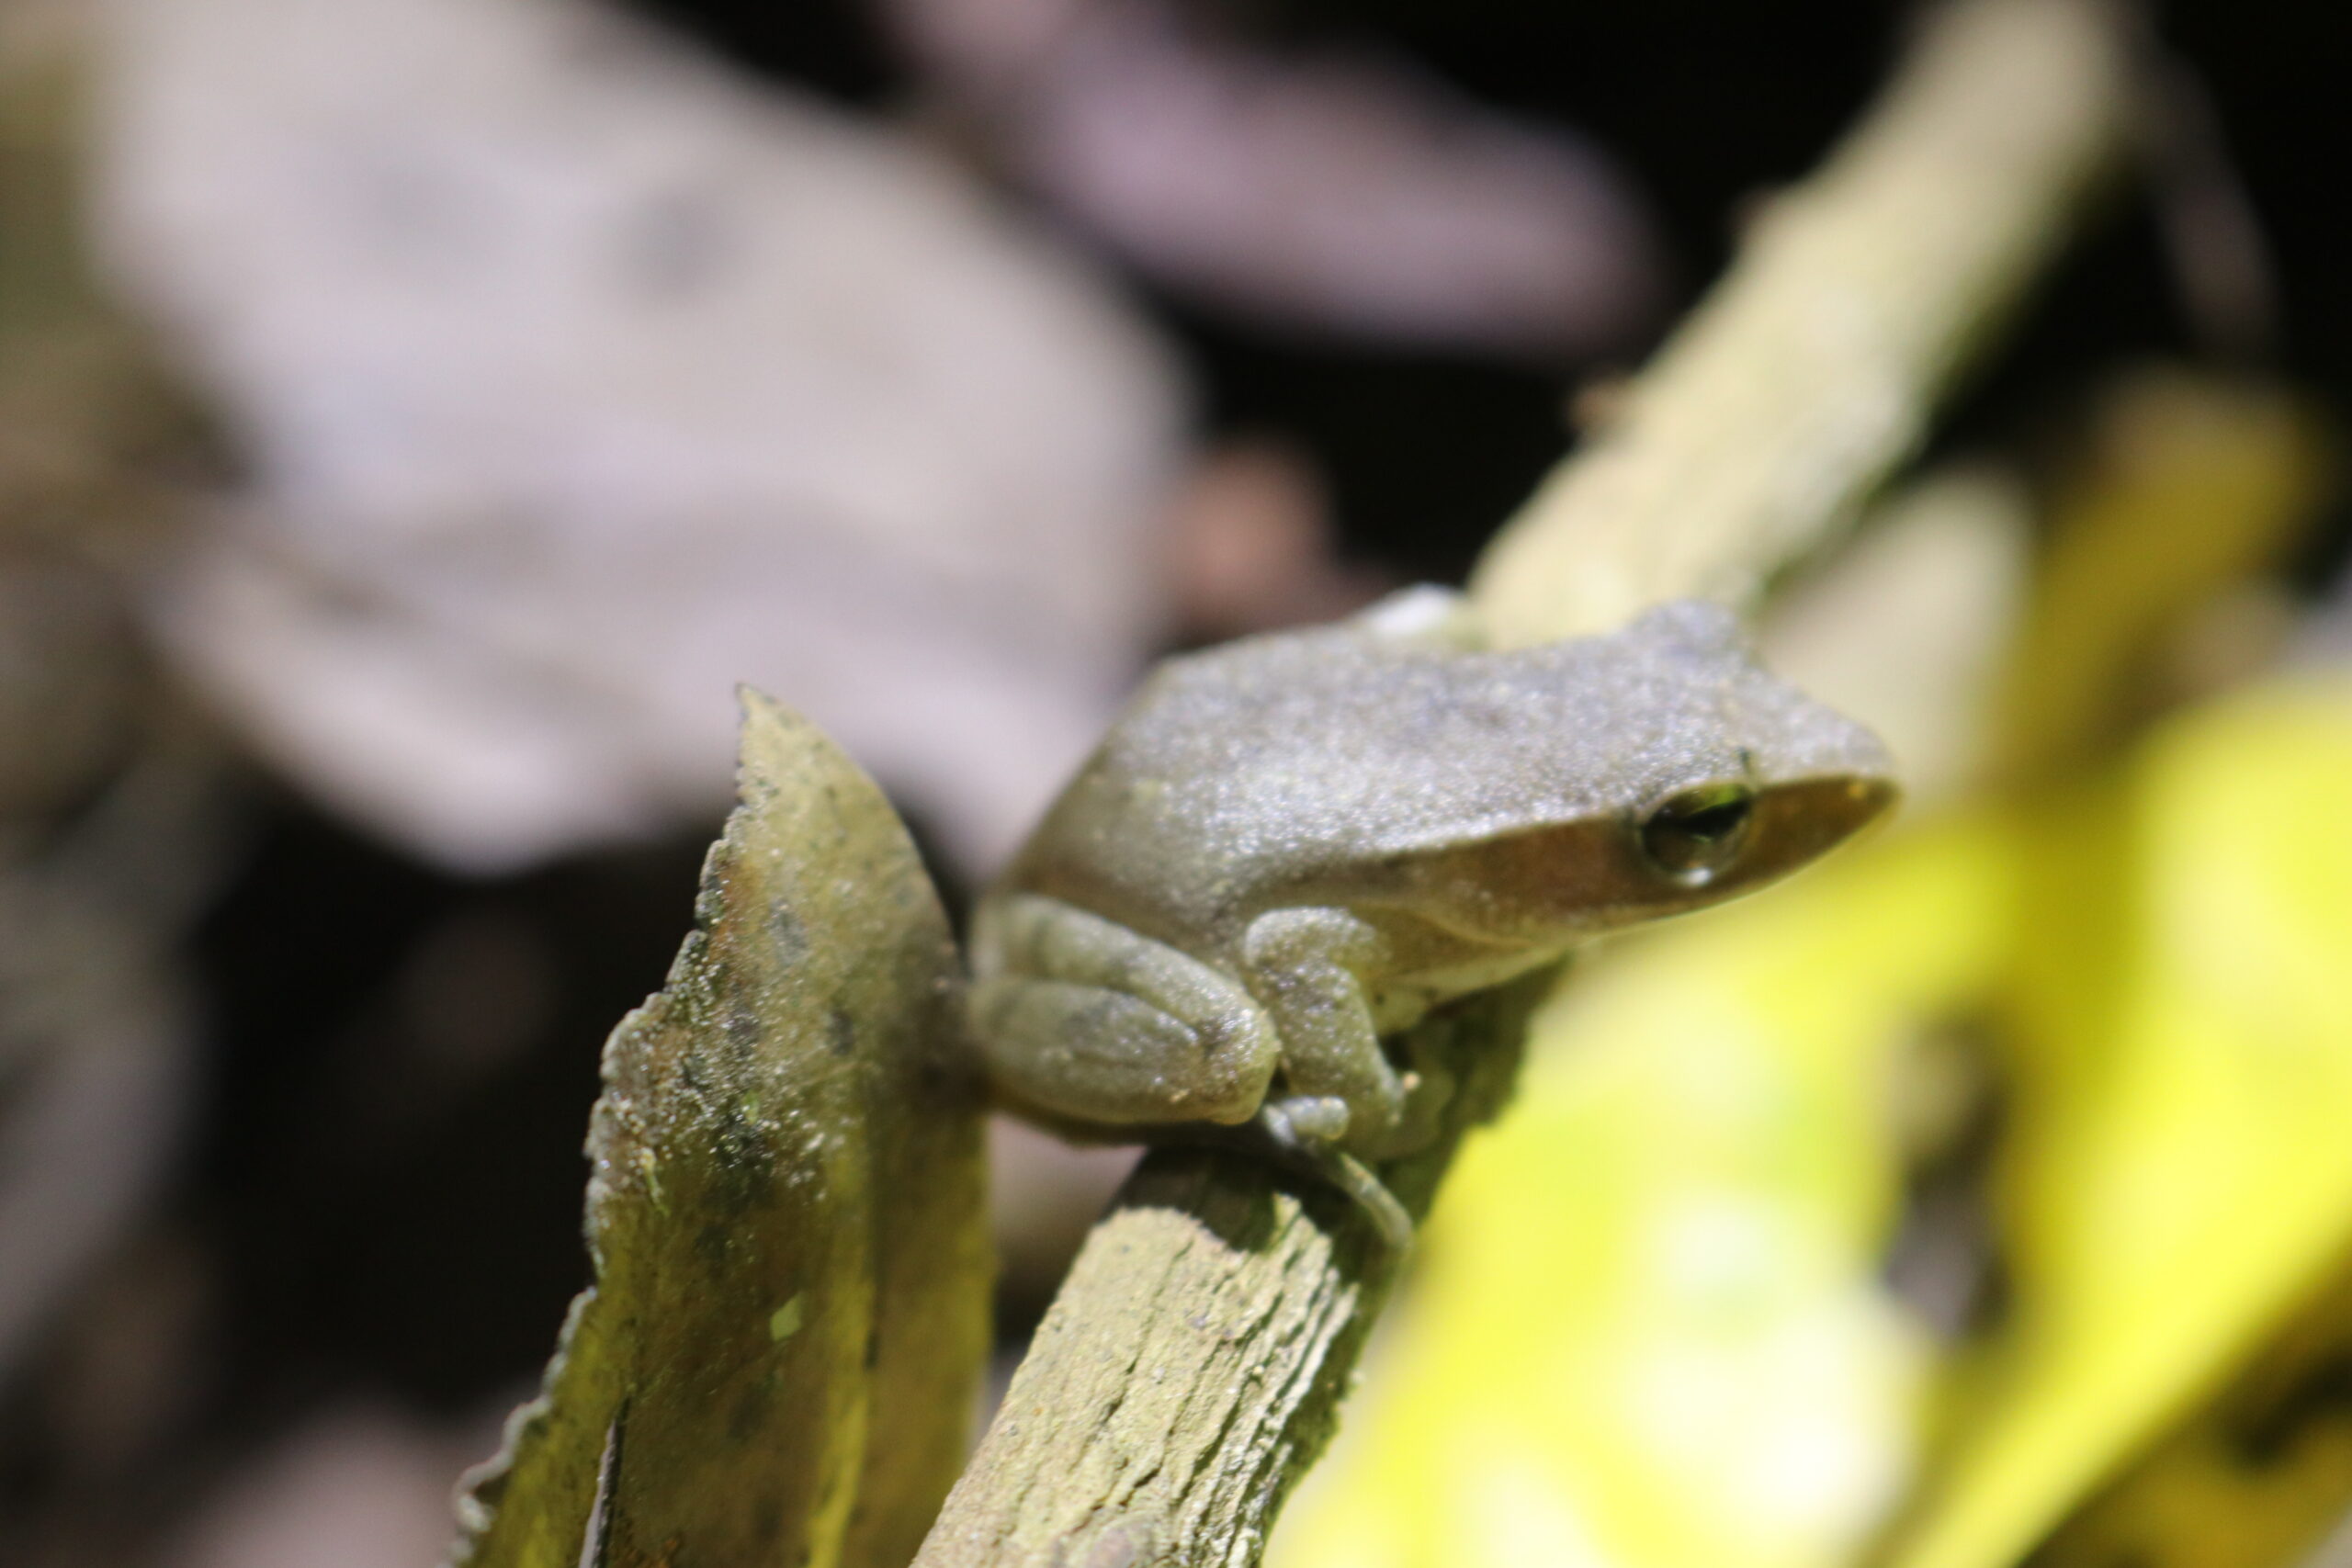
[896,0,1660,355]
[449,692,988,1568]
[99,0,1185,875]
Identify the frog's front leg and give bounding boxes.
[969,893,1280,1128]
[1240,908,1442,1161]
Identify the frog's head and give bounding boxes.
[1598,599,1896,908]
[1414,599,1895,943]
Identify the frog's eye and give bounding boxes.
[1637,782,1755,883]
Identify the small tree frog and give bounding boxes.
[968,592,1894,1241]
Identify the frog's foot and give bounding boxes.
[1257,1099,1413,1252]
[1241,907,1413,1153]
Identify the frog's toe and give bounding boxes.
[1254,1101,1415,1252]
[1362,1050,1456,1159]
[1265,1094,1351,1145]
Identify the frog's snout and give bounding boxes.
[1747,773,1898,880]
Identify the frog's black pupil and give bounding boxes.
[1674,801,1748,840]
[1638,786,1756,879]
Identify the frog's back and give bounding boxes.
[998,614,1743,955]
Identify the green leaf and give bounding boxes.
[449,690,989,1568]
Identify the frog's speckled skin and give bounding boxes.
[969,595,1894,1200]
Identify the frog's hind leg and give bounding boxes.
[969,894,1280,1128]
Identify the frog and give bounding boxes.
[967,590,1894,1244]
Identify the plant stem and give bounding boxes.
[1473,0,2129,647]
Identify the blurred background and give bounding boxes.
[6,1,2352,1565]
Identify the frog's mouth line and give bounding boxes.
[1353,773,1896,952]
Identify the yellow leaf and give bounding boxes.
[1274,820,2012,1568]
[1992,372,2330,781]
[1885,678,2352,1568]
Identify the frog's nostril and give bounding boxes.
[1844,776,1899,827]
